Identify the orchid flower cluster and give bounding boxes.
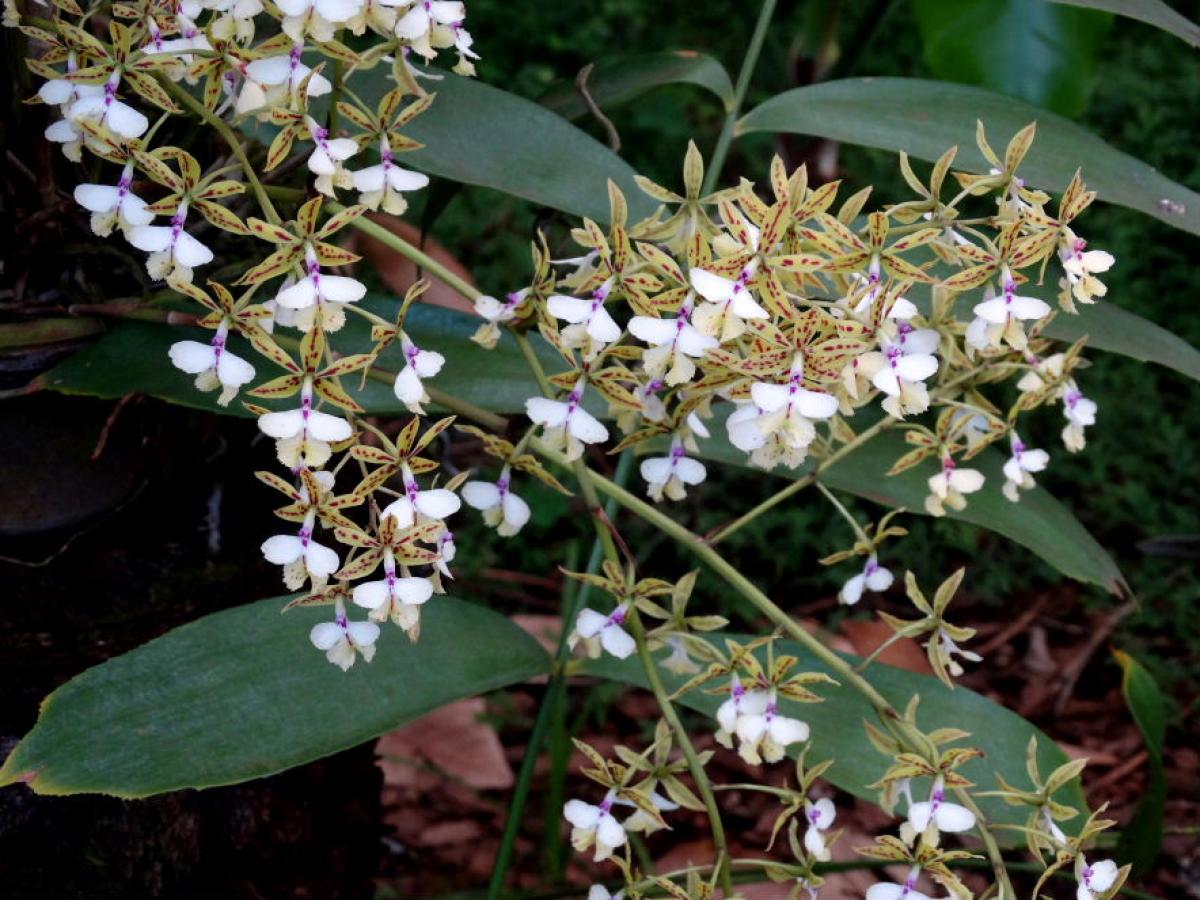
[17,0,1130,890]
[13,0,491,667]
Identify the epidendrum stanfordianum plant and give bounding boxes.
[9,0,1194,895]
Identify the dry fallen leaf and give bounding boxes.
[840,619,933,675]
[376,697,513,790]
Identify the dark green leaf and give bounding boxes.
[736,78,1200,236]
[583,636,1086,829]
[913,0,1112,117]
[0,596,549,797]
[1113,649,1167,873]
[1050,0,1200,48]
[367,69,655,222]
[539,51,735,120]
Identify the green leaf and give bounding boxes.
[0,596,549,797]
[1113,649,1167,873]
[365,69,656,223]
[1050,0,1200,48]
[736,77,1200,237]
[583,637,1086,829]
[539,50,735,120]
[37,298,546,417]
[912,0,1112,117]
[694,419,1127,596]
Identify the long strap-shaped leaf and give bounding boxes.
[0,592,1083,830]
[1050,0,1200,48]
[0,596,550,797]
[736,77,1200,237]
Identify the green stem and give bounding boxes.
[815,480,871,545]
[331,203,480,302]
[701,0,777,195]
[627,606,735,897]
[544,449,899,719]
[157,76,281,226]
[707,413,896,545]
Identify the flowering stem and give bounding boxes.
[701,0,777,195]
[706,413,896,546]
[157,76,281,226]
[815,480,872,545]
[627,605,736,897]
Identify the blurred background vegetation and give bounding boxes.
[397,0,1200,698]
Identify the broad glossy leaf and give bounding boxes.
[355,69,655,223]
[539,50,735,120]
[583,636,1086,829]
[37,297,546,417]
[694,416,1127,595]
[1114,649,1167,873]
[0,596,549,797]
[736,78,1200,236]
[1051,0,1200,47]
[913,0,1112,117]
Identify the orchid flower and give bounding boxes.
[563,789,627,862]
[257,377,353,469]
[73,162,154,237]
[310,598,379,670]
[1060,228,1114,307]
[67,71,149,140]
[304,115,358,196]
[840,554,893,606]
[380,462,461,526]
[569,603,635,659]
[640,436,707,502]
[275,0,362,42]
[238,43,332,117]
[865,868,945,900]
[352,135,429,214]
[262,508,340,590]
[352,553,433,634]
[966,269,1051,352]
[733,690,810,765]
[525,379,609,462]
[1075,856,1119,900]
[904,775,976,845]
[1001,432,1049,501]
[127,201,214,284]
[275,245,367,332]
[547,283,622,357]
[925,455,984,517]
[392,334,445,414]
[803,797,836,861]
[628,295,717,386]
[689,264,768,342]
[168,320,256,406]
[471,290,523,348]
[462,467,531,537]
